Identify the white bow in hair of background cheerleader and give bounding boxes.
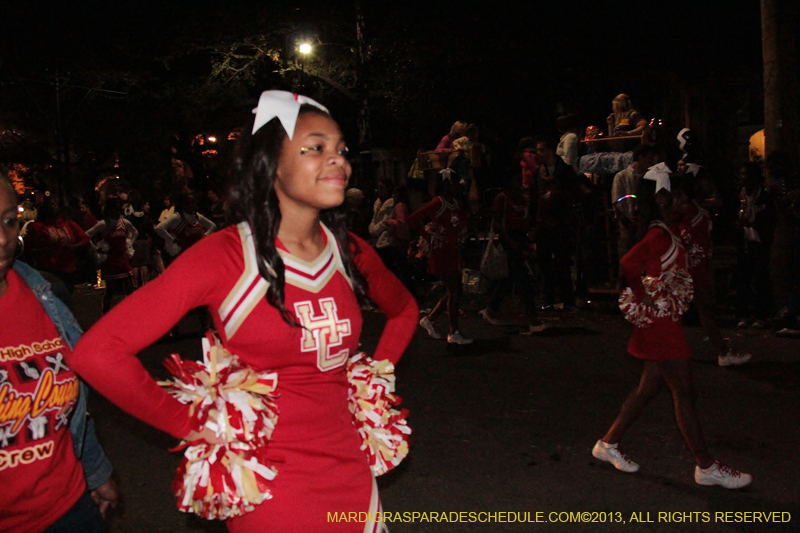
[252,90,329,138]
[643,162,673,193]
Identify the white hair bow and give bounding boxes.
[643,162,673,193]
[252,90,329,139]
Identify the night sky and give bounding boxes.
[1,0,765,177]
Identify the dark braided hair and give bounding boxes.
[225,104,368,327]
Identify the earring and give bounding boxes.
[14,235,24,259]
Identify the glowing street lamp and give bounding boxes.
[299,43,312,89]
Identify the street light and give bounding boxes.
[299,43,312,89]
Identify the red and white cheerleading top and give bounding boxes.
[70,222,418,532]
[673,200,713,288]
[621,222,692,361]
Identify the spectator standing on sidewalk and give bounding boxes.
[735,162,777,329]
[535,137,582,311]
[479,174,547,334]
[611,144,657,261]
[368,178,395,267]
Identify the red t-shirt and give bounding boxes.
[24,217,90,274]
[0,270,85,533]
[492,192,528,232]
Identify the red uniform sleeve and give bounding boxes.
[24,222,53,249]
[350,234,418,365]
[68,234,227,439]
[620,227,671,299]
[407,197,440,232]
[67,219,90,247]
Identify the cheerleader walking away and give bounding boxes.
[68,91,418,532]
[592,175,752,489]
[409,172,472,344]
[86,198,138,312]
[677,169,751,367]
[154,191,216,263]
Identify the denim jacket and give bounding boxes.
[12,261,113,490]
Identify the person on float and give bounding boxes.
[0,174,117,533]
[606,93,648,137]
[435,121,468,152]
[67,91,418,532]
[592,172,752,489]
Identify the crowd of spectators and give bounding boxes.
[12,93,800,343]
[342,95,800,343]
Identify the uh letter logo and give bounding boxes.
[294,297,352,372]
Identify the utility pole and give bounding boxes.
[355,1,370,146]
[761,0,799,175]
[42,74,127,202]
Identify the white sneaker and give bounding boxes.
[695,461,752,489]
[718,349,752,367]
[419,316,442,339]
[752,319,766,329]
[736,319,749,329]
[447,330,473,344]
[592,440,639,473]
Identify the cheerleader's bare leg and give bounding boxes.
[602,360,664,444]
[660,359,715,468]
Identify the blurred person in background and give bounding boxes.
[24,194,90,294]
[435,121,468,152]
[735,162,777,329]
[154,191,216,262]
[410,172,472,344]
[125,191,158,288]
[556,114,581,172]
[86,198,138,312]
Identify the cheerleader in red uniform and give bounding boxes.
[676,169,751,367]
[86,198,138,311]
[409,172,471,344]
[154,191,216,261]
[69,91,418,532]
[592,175,752,489]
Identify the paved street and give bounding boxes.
[77,293,799,533]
